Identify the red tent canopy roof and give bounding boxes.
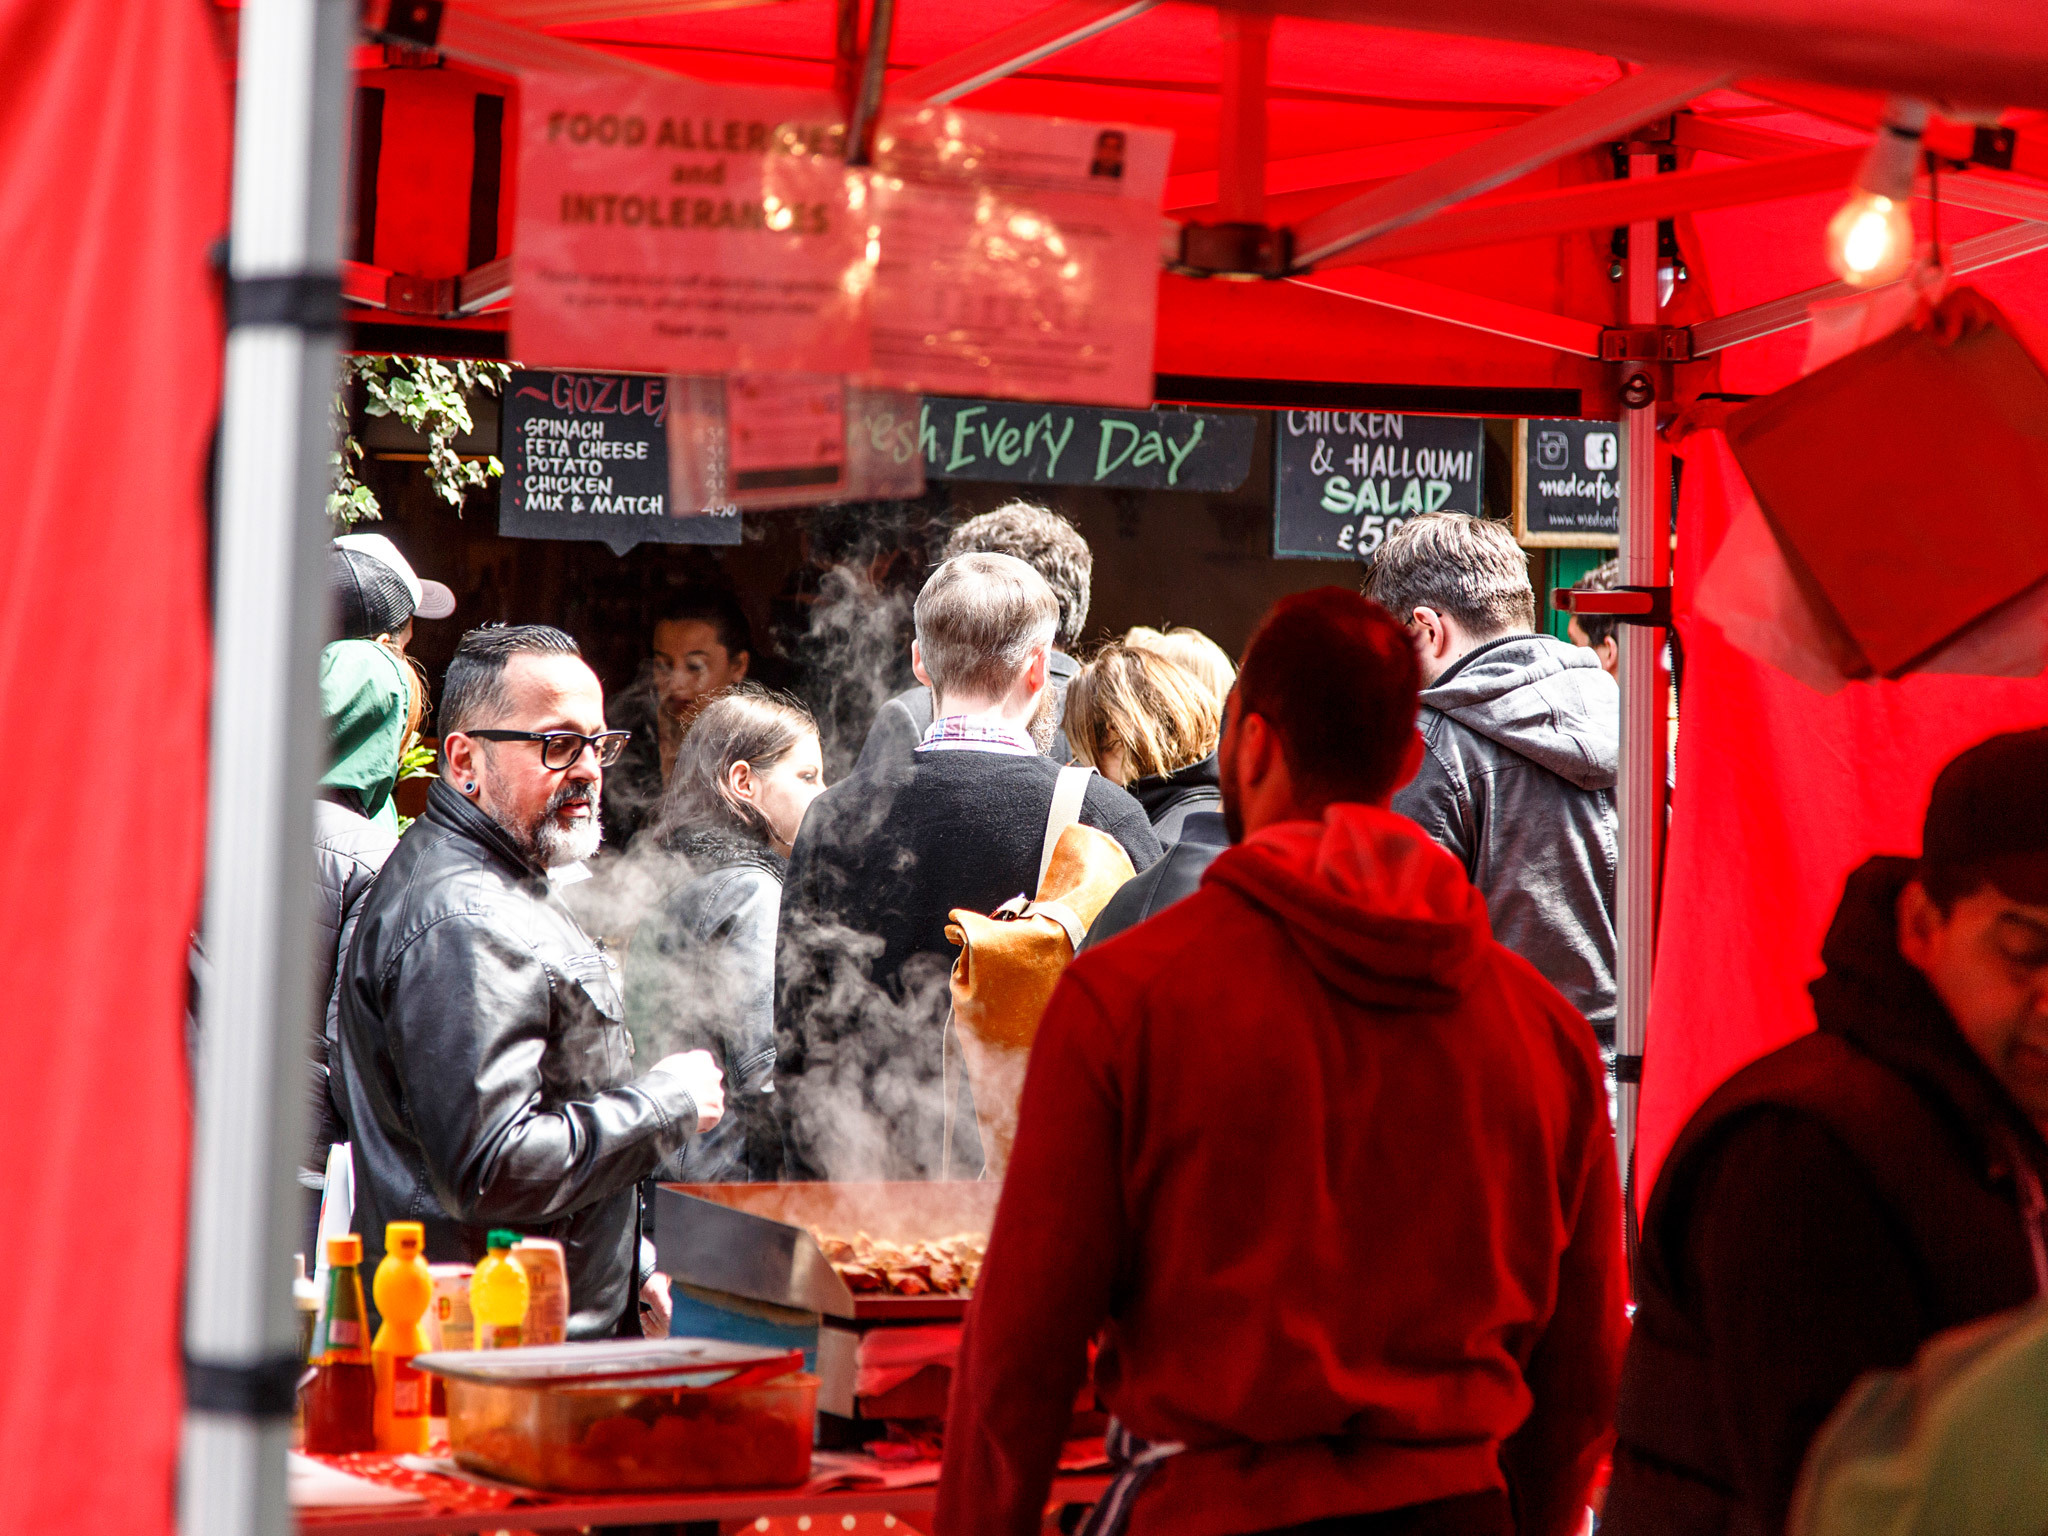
[333,0,2048,405]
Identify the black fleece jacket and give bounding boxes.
[1604,857,2048,1536]
[773,748,1159,1180]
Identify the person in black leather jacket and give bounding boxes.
[625,686,826,1182]
[334,625,725,1339]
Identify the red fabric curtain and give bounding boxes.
[1639,433,2048,1193]
[0,2,228,1530]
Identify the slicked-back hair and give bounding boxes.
[440,624,583,735]
[657,586,753,660]
[1570,558,1621,648]
[1360,513,1536,639]
[944,502,1092,648]
[1237,589,1421,805]
[914,553,1060,706]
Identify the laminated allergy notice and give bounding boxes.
[865,106,1172,408]
[514,74,871,377]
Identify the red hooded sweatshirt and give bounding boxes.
[936,806,1627,1536]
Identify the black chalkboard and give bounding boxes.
[500,369,740,554]
[921,398,1254,492]
[1272,410,1484,560]
[1513,418,1621,547]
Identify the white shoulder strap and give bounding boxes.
[1039,764,1095,891]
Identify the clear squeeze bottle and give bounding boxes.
[469,1230,530,1350]
[300,1234,377,1453]
[371,1221,434,1451]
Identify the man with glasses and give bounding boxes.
[334,624,726,1338]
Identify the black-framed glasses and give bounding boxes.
[465,729,631,771]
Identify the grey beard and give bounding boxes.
[529,781,603,867]
[534,809,602,868]
[1028,685,1057,754]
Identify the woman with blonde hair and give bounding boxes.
[1063,634,1226,843]
[624,685,826,1181]
[1124,624,1236,715]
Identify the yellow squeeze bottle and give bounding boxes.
[371,1221,434,1451]
[469,1230,530,1350]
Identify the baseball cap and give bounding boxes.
[331,533,457,632]
[1921,728,2048,904]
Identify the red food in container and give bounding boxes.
[416,1338,816,1493]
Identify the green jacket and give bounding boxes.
[321,639,411,832]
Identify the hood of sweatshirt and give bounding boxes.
[320,639,411,830]
[1421,633,1619,790]
[1205,803,1490,1010]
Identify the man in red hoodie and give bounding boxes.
[936,588,1627,1536]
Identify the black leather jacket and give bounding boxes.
[334,779,700,1338]
[310,795,396,1179]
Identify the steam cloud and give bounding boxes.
[573,495,976,1184]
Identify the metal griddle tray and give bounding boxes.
[653,1181,998,1323]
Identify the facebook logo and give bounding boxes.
[1584,431,1618,470]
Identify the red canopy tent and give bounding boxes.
[337,0,2048,1211]
[9,2,2048,1533]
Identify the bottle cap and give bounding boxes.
[326,1233,363,1266]
[386,1220,426,1256]
[486,1230,520,1251]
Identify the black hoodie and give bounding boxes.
[1604,857,2048,1536]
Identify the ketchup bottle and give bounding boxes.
[300,1234,377,1454]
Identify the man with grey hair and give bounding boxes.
[334,624,727,1338]
[854,500,1094,771]
[1363,513,1621,1045]
[775,554,1159,1180]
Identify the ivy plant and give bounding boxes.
[393,736,441,835]
[330,355,512,528]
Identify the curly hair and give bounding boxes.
[944,502,1092,648]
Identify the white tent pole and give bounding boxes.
[1614,149,1669,1199]
[181,0,350,1529]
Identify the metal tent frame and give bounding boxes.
[183,2,2048,1531]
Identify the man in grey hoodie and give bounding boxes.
[1364,513,1620,1044]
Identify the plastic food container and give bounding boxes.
[416,1339,817,1492]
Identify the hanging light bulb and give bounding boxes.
[1826,192,1915,286]
[1826,97,1929,287]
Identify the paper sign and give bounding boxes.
[513,75,870,376]
[864,107,1170,408]
[667,377,926,513]
[726,374,847,500]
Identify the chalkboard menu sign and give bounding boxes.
[1512,418,1621,547]
[1273,410,1484,560]
[500,369,740,554]
[920,398,1255,492]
